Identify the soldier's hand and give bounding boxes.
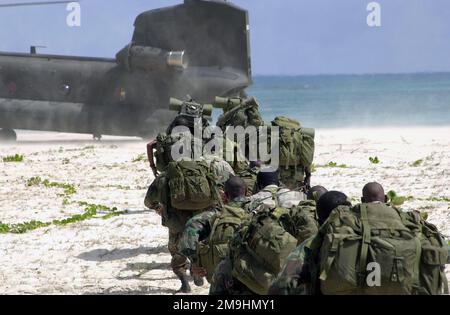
[150,164,159,177]
[154,204,163,216]
[191,266,207,277]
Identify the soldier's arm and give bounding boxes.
[178,210,217,260]
[268,245,308,295]
[209,259,233,295]
[146,140,158,177]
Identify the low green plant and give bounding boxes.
[411,159,423,167]
[324,161,348,168]
[387,190,406,206]
[132,154,147,163]
[0,202,123,234]
[425,196,450,202]
[3,154,24,162]
[27,176,42,186]
[369,156,380,164]
[42,179,77,195]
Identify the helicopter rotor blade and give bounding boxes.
[0,1,79,8]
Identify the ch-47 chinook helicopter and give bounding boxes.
[0,0,252,141]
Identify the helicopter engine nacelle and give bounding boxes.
[116,44,188,72]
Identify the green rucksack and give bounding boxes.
[271,116,315,170]
[166,160,218,211]
[235,168,259,195]
[309,203,449,295]
[230,207,298,295]
[216,98,264,131]
[290,200,319,245]
[198,205,251,282]
[403,210,450,295]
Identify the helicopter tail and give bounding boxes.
[132,0,252,84]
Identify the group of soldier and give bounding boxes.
[143,96,449,295]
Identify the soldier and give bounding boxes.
[144,160,234,293]
[270,117,315,190]
[215,96,264,133]
[178,176,250,284]
[209,173,320,296]
[361,182,388,203]
[145,147,234,293]
[268,191,351,295]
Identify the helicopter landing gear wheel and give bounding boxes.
[0,129,17,142]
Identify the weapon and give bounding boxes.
[169,97,213,119]
[213,96,260,111]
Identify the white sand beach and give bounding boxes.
[0,126,449,295]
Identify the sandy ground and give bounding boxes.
[0,127,449,295]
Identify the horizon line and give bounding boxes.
[252,71,450,77]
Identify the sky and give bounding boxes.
[0,0,449,75]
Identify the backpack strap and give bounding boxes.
[441,269,449,294]
[359,204,372,285]
[205,162,224,208]
[412,235,422,293]
[209,208,243,244]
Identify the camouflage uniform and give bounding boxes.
[290,200,319,244]
[145,178,203,276]
[178,208,219,262]
[268,238,315,295]
[209,257,256,295]
[144,157,234,279]
[178,197,251,276]
[208,192,308,296]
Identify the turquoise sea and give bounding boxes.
[248,73,450,128]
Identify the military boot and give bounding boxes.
[175,272,192,293]
[193,275,204,287]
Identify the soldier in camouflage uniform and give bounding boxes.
[268,191,351,295]
[209,257,257,295]
[208,173,318,296]
[144,156,234,293]
[178,176,251,284]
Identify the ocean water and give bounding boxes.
[248,73,450,128]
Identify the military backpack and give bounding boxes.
[166,160,219,211]
[309,203,449,295]
[230,206,298,295]
[216,97,264,131]
[270,116,315,171]
[198,204,250,282]
[290,200,319,245]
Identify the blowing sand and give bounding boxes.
[0,126,449,295]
